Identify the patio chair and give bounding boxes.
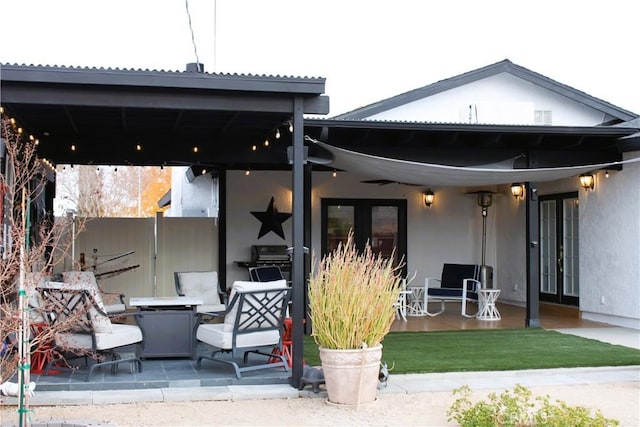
[36,281,143,381]
[424,263,481,317]
[195,279,290,379]
[174,270,226,314]
[248,265,285,282]
[62,271,126,315]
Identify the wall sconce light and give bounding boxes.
[423,189,435,207]
[510,183,525,200]
[579,173,595,191]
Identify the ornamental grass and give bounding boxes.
[308,232,403,350]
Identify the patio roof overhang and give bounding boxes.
[303,119,640,187]
[0,64,329,169]
[3,65,638,173]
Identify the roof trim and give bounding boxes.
[306,118,639,137]
[334,59,638,122]
[0,63,327,96]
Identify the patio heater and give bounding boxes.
[476,192,494,289]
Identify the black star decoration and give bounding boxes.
[251,197,292,240]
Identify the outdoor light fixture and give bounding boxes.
[510,183,525,200]
[275,129,281,139]
[477,192,493,209]
[423,189,435,207]
[579,173,595,191]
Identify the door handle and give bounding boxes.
[557,247,563,273]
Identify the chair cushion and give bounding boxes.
[223,280,287,333]
[40,280,113,334]
[441,264,479,289]
[197,323,280,349]
[56,323,142,351]
[428,287,478,300]
[176,271,221,306]
[63,271,125,315]
[197,303,226,314]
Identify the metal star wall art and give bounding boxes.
[251,197,292,239]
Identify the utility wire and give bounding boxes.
[185,0,201,66]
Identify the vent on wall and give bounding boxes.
[534,110,553,125]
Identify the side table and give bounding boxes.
[477,289,501,320]
[406,286,426,316]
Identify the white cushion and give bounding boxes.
[63,271,124,315]
[177,271,221,306]
[196,323,280,349]
[56,323,142,351]
[25,272,47,323]
[197,303,226,314]
[39,280,113,334]
[223,280,287,333]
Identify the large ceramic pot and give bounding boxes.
[319,344,382,405]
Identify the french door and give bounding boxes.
[321,198,407,276]
[539,192,579,306]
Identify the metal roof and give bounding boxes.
[334,59,639,123]
[1,63,329,168]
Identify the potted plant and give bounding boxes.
[308,231,403,406]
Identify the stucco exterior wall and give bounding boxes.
[579,157,640,328]
[225,170,496,287]
[367,73,607,126]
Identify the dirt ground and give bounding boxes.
[1,381,638,426]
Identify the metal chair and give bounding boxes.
[248,265,285,282]
[196,279,290,379]
[36,281,143,381]
[174,270,226,314]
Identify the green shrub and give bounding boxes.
[447,384,619,427]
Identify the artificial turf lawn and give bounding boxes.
[302,328,640,373]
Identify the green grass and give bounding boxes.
[302,329,640,373]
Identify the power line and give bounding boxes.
[185,0,200,66]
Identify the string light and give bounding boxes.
[264,138,269,147]
[193,146,199,153]
[332,170,337,178]
[275,129,280,139]
[288,121,293,133]
[245,169,251,176]
[252,144,257,151]
[70,144,76,151]
[136,144,142,151]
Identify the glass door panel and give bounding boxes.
[371,205,399,264]
[563,199,579,297]
[326,205,354,253]
[540,200,557,295]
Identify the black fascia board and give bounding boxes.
[0,64,327,96]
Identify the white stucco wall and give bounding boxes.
[367,73,607,126]
[579,157,640,328]
[226,170,294,284]
[226,170,498,288]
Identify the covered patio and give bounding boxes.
[2,63,638,388]
[27,302,614,392]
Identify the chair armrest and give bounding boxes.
[462,278,481,295]
[425,277,441,290]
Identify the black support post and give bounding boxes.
[291,97,305,387]
[525,181,541,328]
